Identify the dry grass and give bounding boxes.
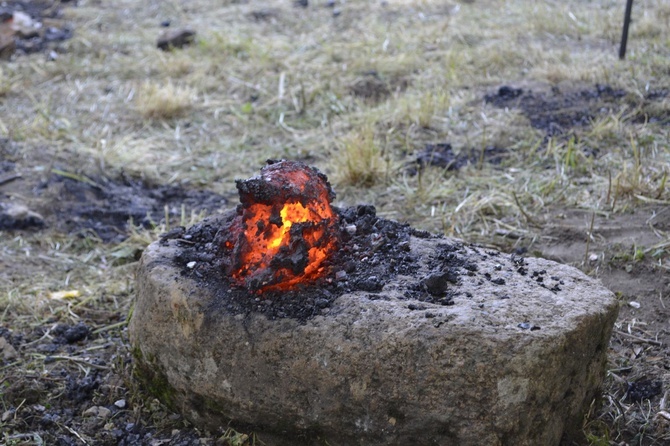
[135,80,197,120]
[1,0,670,444]
[333,124,389,187]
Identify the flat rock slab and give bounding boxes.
[129,222,618,446]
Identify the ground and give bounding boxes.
[0,0,669,445]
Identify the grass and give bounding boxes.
[135,80,197,120]
[1,0,669,444]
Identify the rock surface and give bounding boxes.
[130,222,619,446]
[0,202,45,230]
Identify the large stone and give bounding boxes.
[129,219,618,445]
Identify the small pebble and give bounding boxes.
[83,406,112,419]
[186,261,196,269]
[345,224,357,235]
[628,301,640,309]
[114,399,126,409]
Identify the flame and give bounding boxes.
[224,160,339,292]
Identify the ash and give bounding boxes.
[164,204,564,322]
[165,205,422,321]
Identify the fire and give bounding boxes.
[222,160,339,292]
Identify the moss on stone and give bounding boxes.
[131,344,178,408]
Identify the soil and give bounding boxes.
[0,146,228,243]
[486,84,670,138]
[410,142,508,173]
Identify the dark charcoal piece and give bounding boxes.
[157,29,196,51]
[485,86,523,104]
[497,86,523,99]
[626,379,662,402]
[52,322,90,344]
[66,374,100,403]
[61,323,90,344]
[358,276,383,292]
[422,269,460,296]
[44,26,73,42]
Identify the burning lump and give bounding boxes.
[220,160,339,292]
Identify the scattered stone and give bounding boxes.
[0,337,18,360]
[83,406,112,419]
[157,28,195,51]
[628,301,640,309]
[114,399,127,409]
[43,26,73,43]
[0,16,15,60]
[0,4,74,58]
[11,11,40,39]
[0,202,45,230]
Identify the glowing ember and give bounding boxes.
[222,160,339,292]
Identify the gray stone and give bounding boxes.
[157,28,195,51]
[82,406,111,419]
[0,202,44,230]
[129,227,618,446]
[0,337,18,360]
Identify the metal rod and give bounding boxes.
[619,0,634,59]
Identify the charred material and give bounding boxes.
[220,160,340,292]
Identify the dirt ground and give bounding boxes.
[1,0,669,445]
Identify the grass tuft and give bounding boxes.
[333,125,389,188]
[135,80,197,119]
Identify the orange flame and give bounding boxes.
[224,160,339,292]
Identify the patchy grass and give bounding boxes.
[1,0,669,444]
